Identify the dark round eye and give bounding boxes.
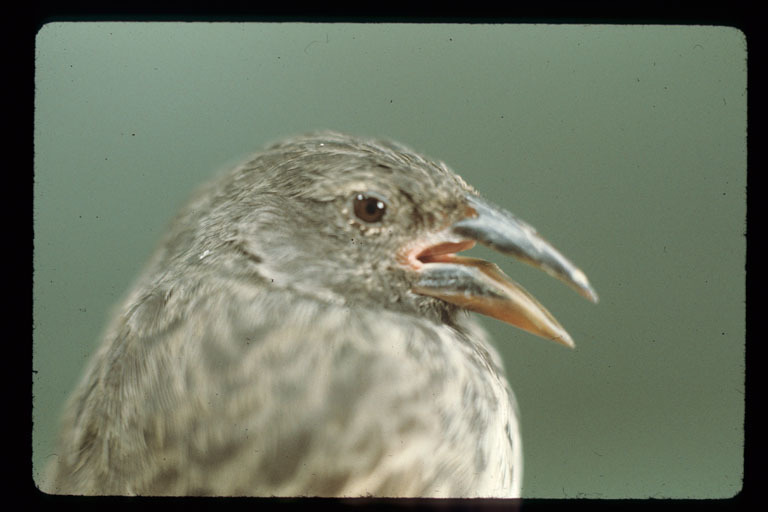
[353,193,387,223]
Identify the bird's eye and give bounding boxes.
[353,193,387,223]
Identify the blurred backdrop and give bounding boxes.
[33,23,745,498]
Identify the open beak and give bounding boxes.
[407,194,598,348]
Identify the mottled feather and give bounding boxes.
[44,132,523,497]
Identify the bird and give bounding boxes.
[43,131,597,497]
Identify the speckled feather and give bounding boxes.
[44,132,523,497]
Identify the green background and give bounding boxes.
[33,23,746,498]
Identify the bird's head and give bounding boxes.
[181,131,597,347]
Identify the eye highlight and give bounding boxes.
[353,193,387,223]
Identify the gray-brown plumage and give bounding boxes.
[43,131,596,497]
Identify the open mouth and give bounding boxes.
[406,240,477,267]
[405,195,598,348]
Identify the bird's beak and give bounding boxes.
[407,195,598,348]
